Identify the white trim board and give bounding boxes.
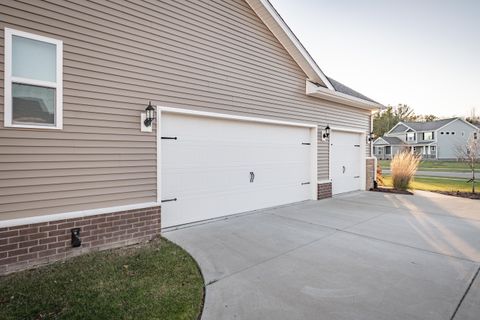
[0,202,161,228]
[4,28,63,130]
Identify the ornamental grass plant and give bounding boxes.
[391,151,421,191]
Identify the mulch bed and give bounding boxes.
[370,187,413,195]
[432,191,480,200]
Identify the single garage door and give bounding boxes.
[330,131,363,195]
[161,112,314,228]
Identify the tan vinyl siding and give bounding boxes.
[0,0,371,221]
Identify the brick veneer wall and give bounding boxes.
[366,158,376,190]
[317,182,332,200]
[0,206,161,275]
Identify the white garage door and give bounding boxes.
[161,112,314,228]
[330,131,363,195]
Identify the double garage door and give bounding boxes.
[161,112,315,228]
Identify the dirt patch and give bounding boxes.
[432,191,480,200]
[370,187,414,195]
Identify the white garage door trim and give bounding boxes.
[156,106,318,225]
[328,126,367,194]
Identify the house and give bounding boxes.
[373,118,479,160]
[0,0,381,274]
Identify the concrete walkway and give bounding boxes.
[164,191,480,320]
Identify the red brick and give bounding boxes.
[48,242,66,250]
[0,256,18,265]
[19,228,39,236]
[49,229,67,237]
[99,222,113,228]
[39,225,57,232]
[39,249,57,258]
[19,240,38,248]
[18,253,38,262]
[0,252,7,259]
[91,239,105,247]
[39,238,57,246]
[0,243,18,252]
[0,230,19,238]
[74,220,91,227]
[29,245,47,253]
[0,238,7,246]
[91,217,106,224]
[7,235,27,244]
[58,222,74,229]
[8,248,28,257]
[29,232,48,240]
[83,224,98,231]
[107,215,121,222]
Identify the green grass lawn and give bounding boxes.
[379,160,480,172]
[0,237,204,320]
[382,175,475,193]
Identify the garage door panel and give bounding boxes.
[161,113,313,227]
[331,131,362,195]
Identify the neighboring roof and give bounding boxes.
[245,0,381,110]
[378,136,404,145]
[389,123,409,133]
[401,118,457,131]
[326,77,378,104]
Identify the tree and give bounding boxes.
[466,107,480,125]
[373,104,417,137]
[422,114,438,122]
[456,136,480,193]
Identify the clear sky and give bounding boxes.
[269,0,480,118]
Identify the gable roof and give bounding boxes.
[401,118,457,131]
[245,0,381,110]
[389,123,409,133]
[327,77,378,104]
[374,136,404,145]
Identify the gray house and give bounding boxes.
[374,118,479,160]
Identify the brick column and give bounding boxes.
[366,158,376,190]
[317,182,332,200]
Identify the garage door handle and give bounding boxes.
[250,172,255,183]
[342,166,346,174]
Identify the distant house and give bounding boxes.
[373,118,479,160]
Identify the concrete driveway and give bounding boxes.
[164,191,480,320]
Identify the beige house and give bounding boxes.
[0,0,381,274]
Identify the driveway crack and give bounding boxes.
[450,265,480,320]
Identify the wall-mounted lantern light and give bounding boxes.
[144,102,156,127]
[322,125,330,140]
[367,132,376,142]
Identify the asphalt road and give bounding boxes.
[383,169,473,179]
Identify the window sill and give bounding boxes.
[4,123,62,130]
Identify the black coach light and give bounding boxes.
[323,125,330,139]
[368,131,376,142]
[144,102,156,127]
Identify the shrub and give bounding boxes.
[390,151,421,190]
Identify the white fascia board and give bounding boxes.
[245,0,334,90]
[306,80,381,111]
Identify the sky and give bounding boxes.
[269,0,480,118]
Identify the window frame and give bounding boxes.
[4,28,63,129]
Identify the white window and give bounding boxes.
[423,132,434,140]
[4,28,63,129]
[406,132,415,142]
[475,132,478,140]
